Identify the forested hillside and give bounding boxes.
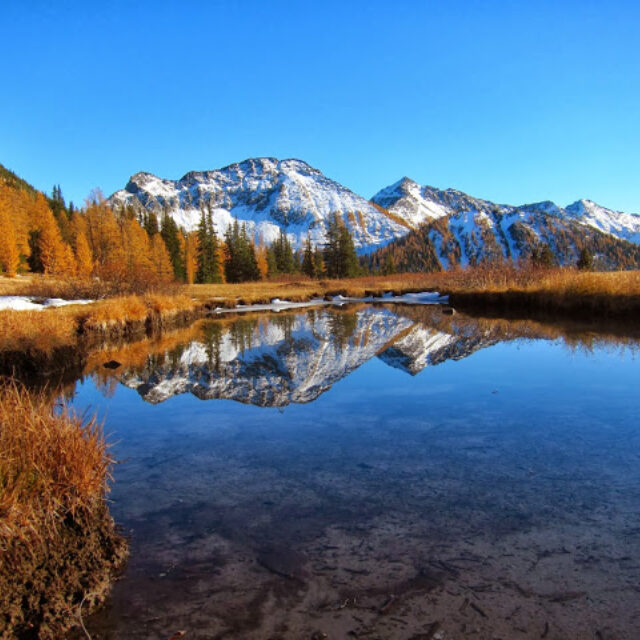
[0,163,361,287]
[365,209,640,274]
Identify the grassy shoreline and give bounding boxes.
[0,382,127,639]
[0,268,638,363]
[186,268,640,320]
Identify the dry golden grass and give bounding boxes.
[0,292,204,354]
[144,292,200,314]
[440,267,640,317]
[0,381,127,637]
[0,308,79,353]
[186,268,640,303]
[0,381,111,542]
[79,295,149,330]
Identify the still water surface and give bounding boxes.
[69,306,640,639]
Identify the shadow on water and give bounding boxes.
[11,304,640,639]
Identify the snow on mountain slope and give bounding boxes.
[372,179,640,247]
[109,158,409,251]
[371,177,640,269]
[370,178,452,227]
[565,199,640,244]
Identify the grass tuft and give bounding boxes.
[0,381,126,638]
[0,380,111,542]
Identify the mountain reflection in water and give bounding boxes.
[89,307,500,406]
[87,305,639,408]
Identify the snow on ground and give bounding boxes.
[214,292,449,314]
[0,296,94,311]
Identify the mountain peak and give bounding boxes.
[110,157,408,251]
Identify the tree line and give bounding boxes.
[0,168,364,286]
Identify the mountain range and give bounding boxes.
[109,157,640,268]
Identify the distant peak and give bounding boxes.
[125,171,162,193]
[129,170,158,181]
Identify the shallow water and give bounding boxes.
[68,306,640,639]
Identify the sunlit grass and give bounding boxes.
[0,381,110,542]
[0,292,204,353]
[186,268,640,304]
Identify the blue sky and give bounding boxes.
[1,0,639,211]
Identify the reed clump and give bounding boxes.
[0,381,127,639]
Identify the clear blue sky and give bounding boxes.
[1,0,639,212]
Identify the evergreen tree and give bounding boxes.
[301,233,315,278]
[195,210,222,283]
[323,213,360,278]
[273,228,295,274]
[577,247,594,271]
[224,220,260,282]
[241,224,261,281]
[207,211,222,283]
[266,245,278,278]
[161,212,186,280]
[338,222,360,277]
[49,184,66,218]
[144,211,159,237]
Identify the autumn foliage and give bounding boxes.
[0,175,176,291]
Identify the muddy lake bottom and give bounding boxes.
[62,307,640,639]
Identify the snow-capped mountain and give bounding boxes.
[371,179,640,245]
[370,179,640,269]
[565,199,640,244]
[108,158,408,251]
[109,158,640,261]
[371,178,493,228]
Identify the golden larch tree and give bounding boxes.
[0,196,19,275]
[70,213,94,277]
[32,193,75,275]
[84,195,126,281]
[150,234,174,283]
[184,231,198,285]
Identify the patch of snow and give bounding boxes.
[0,296,94,311]
[42,298,95,308]
[214,292,448,315]
[0,296,43,311]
